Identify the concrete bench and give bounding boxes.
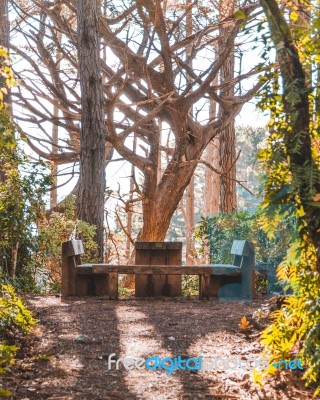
[209,240,255,300]
[61,240,254,301]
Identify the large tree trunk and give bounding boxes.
[140,122,161,241]
[77,0,106,260]
[219,0,237,213]
[140,145,201,240]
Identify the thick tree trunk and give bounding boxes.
[219,121,237,212]
[140,122,161,240]
[140,146,200,240]
[77,0,106,260]
[219,0,237,213]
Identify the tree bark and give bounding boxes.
[50,23,61,209]
[204,81,220,215]
[184,0,196,262]
[0,0,9,50]
[219,0,237,213]
[185,176,195,264]
[77,0,106,260]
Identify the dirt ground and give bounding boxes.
[3,295,315,400]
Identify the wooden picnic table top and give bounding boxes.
[77,264,241,276]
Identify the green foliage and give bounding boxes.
[0,343,18,374]
[257,1,320,394]
[0,143,51,279]
[195,209,293,266]
[260,237,320,393]
[0,284,35,396]
[182,275,199,296]
[34,195,99,291]
[194,209,298,295]
[0,284,36,334]
[0,46,16,148]
[0,144,98,293]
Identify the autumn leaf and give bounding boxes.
[239,316,252,330]
[313,193,320,202]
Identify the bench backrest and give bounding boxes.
[62,240,85,257]
[230,240,253,268]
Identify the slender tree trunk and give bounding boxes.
[50,25,61,208]
[184,0,196,263]
[77,0,106,260]
[0,0,9,50]
[219,0,237,213]
[50,125,58,208]
[204,82,220,215]
[11,242,19,279]
[157,122,162,184]
[0,0,10,184]
[126,134,137,260]
[185,176,195,264]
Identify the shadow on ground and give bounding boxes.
[5,296,312,400]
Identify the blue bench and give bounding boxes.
[206,240,255,300]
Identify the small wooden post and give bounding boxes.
[108,272,118,299]
[61,240,84,297]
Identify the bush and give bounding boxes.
[0,284,36,396]
[195,209,296,265]
[194,209,298,293]
[33,195,99,292]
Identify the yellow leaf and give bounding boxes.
[290,11,299,22]
[253,370,264,386]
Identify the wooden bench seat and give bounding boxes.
[77,264,241,275]
[61,240,254,301]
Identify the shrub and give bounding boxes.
[0,284,36,396]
